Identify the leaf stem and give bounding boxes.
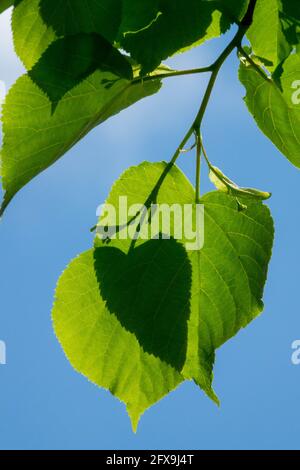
[120,1,258,247]
[195,129,201,204]
[193,3,257,131]
[141,0,258,202]
[237,45,271,82]
[132,66,213,84]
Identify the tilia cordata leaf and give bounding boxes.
[121,0,248,75]
[0,64,163,215]
[239,52,300,168]
[247,0,291,72]
[52,162,274,430]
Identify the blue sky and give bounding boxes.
[1,8,300,450]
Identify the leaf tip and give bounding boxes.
[127,408,142,434]
[0,192,12,218]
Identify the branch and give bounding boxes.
[193,0,258,130]
[131,0,258,206]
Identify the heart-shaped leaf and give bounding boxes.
[53,162,274,428]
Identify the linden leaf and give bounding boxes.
[121,0,241,75]
[28,33,133,110]
[0,68,162,215]
[53,162,274,428]
[239,52,300,168]
[247,0,291,72]
[39,0,122,42]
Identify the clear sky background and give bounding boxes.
[0,8,300,450]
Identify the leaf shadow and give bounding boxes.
[93,238,192,371]
[28,33,133,113]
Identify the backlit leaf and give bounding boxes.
[247,0,291,72]
[29,33,133,110]
[239,53,300,168]
[0,68,162,214]
[12,0,57,69]
[53,162,274,428]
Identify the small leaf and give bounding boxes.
[239,53,300,168]
[209,165,271,200]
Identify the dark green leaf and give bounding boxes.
[29,33,133,110]
[118,0,161,37]
[121,0,237,75]
[12,0,161,69]
[39,0,122,42]
[0,0,13,14]
[279,0,300,47]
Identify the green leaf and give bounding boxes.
[118,0,161,37]
[53,247,185,432]
[12,0,58,69]
[39,0,162,42]
[12,0,161,69]
[39,0,122,42]
[29,33,133,110]
[217,0,249,21]
[279,0,300,47]
[12,0,248,76]
[247,0,291,72]
[0,0,13,14]
[53,162,274,428]
[0,68,162,215]
[121,0,236,75]
[239,53,300,168]
[184,189,273,397]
